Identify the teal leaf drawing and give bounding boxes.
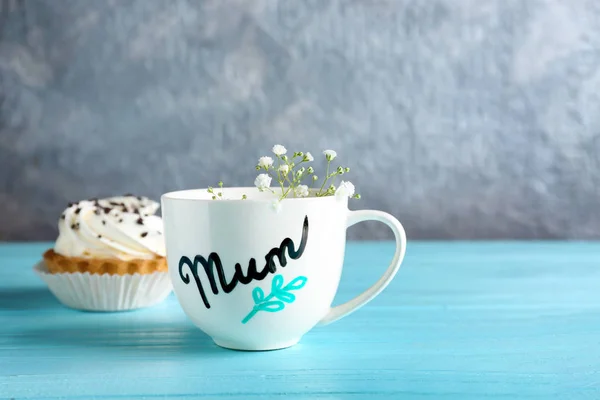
[252,287,265,304]
[274,291,295,303]
[284,276,307,291]
[241,274,308,324]
[257,300,285,312]
[271,274,284,290]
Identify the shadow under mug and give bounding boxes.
[161,187,406,351]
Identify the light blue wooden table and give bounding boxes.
[1,241,599,399]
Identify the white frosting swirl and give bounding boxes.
[54,195,166,261]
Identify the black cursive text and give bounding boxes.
[179,216,309,309]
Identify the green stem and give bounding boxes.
[276,158,285,196]
[294,160,306,170]
[318,160,331,196]
[281,178,295,199]
[329,173,340,190]
[280,157,303,199]
[293,167,312,187]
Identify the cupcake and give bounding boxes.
[35,195,172,311]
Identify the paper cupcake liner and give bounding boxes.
[34,261,172,312]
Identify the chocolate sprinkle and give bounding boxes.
[140,232,148,238]
[60,214,66,220]
[118,218,123,223]
[94,208,101,215]
[97,234,102,238]
[102,207,111,214]
[68,202,75,207]
[109,201,120,206]
[102,220,106,225]
[74,207,82,214]
[136,217,144,225]
[71,223,80,230]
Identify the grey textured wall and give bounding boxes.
[1,0,599,241]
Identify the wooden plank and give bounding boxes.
[1,242,600,399]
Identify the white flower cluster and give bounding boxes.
[257,156,273,169]
[253,144,360,202]
[254,174,272,191]
[272,145,287,156]
[335,181,355,200]
[323,150,337,161]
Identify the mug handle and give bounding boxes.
[318,209,407,325]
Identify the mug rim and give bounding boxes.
[161,187,342,203]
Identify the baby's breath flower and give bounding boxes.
[323,150,337,161]
[254,146,359,201]
[295,185,309,198]
[335,180,355,200]
[254,174,272,191]
[258,156,273,169]
[272,145,287,156]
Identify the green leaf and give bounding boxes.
[284,276,307,291]
[271,274,284,291]
[274,291,295,303]
[252,287,264,304]
[258,300,285,313]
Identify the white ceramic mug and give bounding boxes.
[161,187,407,351]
